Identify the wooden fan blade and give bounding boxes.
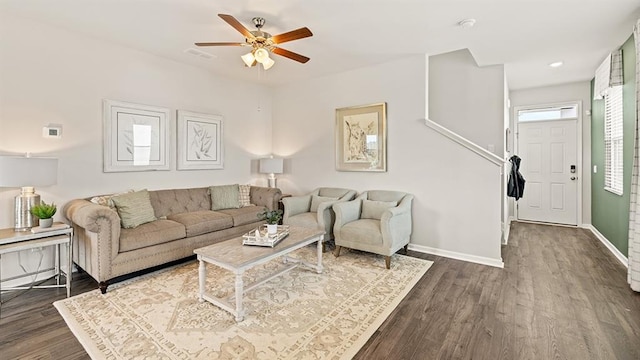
[271,27,313,44]
[272,47,310,63]
[218,14,255,39]
[195,42,244,46]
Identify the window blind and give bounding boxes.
[594,50,623,100]
[604,85,624,195]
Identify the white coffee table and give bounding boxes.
[194,226,324,322]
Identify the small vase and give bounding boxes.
[267,224,278,234]
[40,218,53,228]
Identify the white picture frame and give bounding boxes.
[103,99,170,172]
[335,102,387,172]
[177,110,224,170]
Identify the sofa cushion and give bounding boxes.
[239,184,252,207]
[119,219,186,252]
[310,195,337,212]
[167,210,233,237]
[210,184,241,210]
[111,189,157,228]
[217,205,264,227]
[149,188,210,218]
[361,199,397,220]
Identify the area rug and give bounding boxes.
[54,247,432,360]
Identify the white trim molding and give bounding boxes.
[408,243,504,268]
[502,216,515,245]
[583,224,628,268]
[424,119,506,166]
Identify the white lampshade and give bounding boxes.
[262,57,275,70]
[241,52,255,67]
[254,48,270,64]
[259,157,283,174]
[0,156,58,188]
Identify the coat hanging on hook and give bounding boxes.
[507,155,526,200]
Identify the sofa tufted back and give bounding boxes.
[149,187,211,218]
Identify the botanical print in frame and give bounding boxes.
[335,102,387,172]
[103,99,170,172]
[177,110,223,170]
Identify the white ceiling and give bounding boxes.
[2,0,639,90]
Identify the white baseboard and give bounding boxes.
[408,243,504,268]
[583,224,628,268]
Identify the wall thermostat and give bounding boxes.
[43,124,62,138]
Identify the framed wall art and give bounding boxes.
[103,99,170,172]
[335,102,387,172]
[177,110,224,170]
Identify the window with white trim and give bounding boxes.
[604,85,623,195]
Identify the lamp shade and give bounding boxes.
[241,52,255,67]
[259,158,283,174]
[254,48,270,64]
[0,156,58,187]
[262,57,275,70]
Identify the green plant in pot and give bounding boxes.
[31,201,57,228]
[257,208,282,234]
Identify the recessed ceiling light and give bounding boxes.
[458,19,476,29]
[549,61,564,68]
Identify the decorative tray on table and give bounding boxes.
[242,225,290,247]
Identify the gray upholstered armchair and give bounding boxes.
[333,190,414,269]
[282,187,357,246]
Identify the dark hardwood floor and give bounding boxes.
[1,221,639,359]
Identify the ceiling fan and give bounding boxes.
[196,14,313,70]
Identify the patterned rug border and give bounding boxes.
[54,251,433,359]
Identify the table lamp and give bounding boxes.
[259,157,283,188]
[0,155,58,231]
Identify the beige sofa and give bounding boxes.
[64,186,281,293]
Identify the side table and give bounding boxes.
[0,222,73,311]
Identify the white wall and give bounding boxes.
[509,81,592,225]
[272,55,503,266]
[429,49,506,156]
[0,14,272,284]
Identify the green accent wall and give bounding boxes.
[591,35,636,257]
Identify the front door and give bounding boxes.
[517,119,578,225]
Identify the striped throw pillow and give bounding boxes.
[239,184,251,207]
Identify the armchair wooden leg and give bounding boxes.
[403,244,409,254]
[334,246,341,258]
[385,256,391,269]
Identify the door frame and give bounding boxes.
[513,100,583,226]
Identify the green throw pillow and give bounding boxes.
[310,195,338,212]
[361,199,397,220]
[210,184,241,210]
[111,189,157,228]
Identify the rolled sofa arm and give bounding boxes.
[64,199,121,233]
[250,186,282,211]
[63,199,122,283]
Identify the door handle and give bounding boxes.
[570,176,577,180]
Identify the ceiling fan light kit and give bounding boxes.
[196,14,313,70]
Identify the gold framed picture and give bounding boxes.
[335,102,387,172]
